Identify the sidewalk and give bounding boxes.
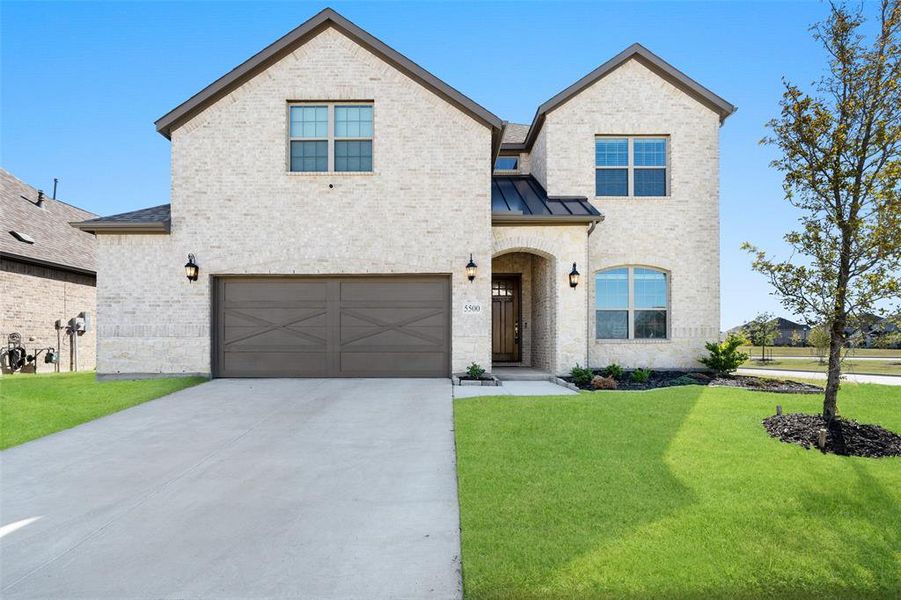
[737,368,901,386]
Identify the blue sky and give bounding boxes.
[2,1,850,328]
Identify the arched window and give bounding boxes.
[595,267,668,339]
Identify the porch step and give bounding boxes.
[492,367,553,381]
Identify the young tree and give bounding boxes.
[743,0,901,421]
[808,324,832,364]
[790,330,804,347]
[744,312,778,361]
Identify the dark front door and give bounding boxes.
[213,276,451,378]
[491,275,521,362]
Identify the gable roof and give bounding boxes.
[155,8,504,142]
[503,43,737,152]
[72,204,171,234]
[1,168,97,274]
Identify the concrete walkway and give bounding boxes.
[454,379,578,398]
[0,379,461,599]
[737,368,901,386]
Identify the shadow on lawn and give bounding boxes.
[455,387,703,598]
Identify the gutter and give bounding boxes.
[70,221,171,234]
[1,252,96,277]
[492,214,604,226]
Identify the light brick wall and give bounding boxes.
[492,225,588,374]
[538,58,721,369]
[1,258,96,373]
[96,26,493,376]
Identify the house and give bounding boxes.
[1,168,97,373]
[73,8,734,378]
[729,317,811,346]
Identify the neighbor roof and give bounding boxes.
[1,168,97,274]
[155,7,504,143]
[72,204,171,234]
[492,175,603,224]
[502,43,737,152]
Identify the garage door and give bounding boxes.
[213,276,450,378]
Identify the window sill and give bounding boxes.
[594,338,671,344]
[286,171,377,177]
[594,195,669,200]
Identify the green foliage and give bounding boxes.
[671,374,702,386]
[631,368,652,383]
[808,324,831,363]
[570,364,594,387]
[602,363,624,380]
[872,331,901,349]
[699,334,750,376]
[466,362,486,379]
[743,312,778,357]
[742,1,901,417]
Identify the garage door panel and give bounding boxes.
[215,277,449,378]
[339,351,447,376]
[222,350,328,377]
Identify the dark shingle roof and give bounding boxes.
[72,204,171,234]
[1,168,97,273]
[492,175,603,224]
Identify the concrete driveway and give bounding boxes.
[0,379,461,599]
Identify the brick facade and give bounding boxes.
[96,27,493,376]
[1,258,96,373]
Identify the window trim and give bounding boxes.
[594,135,670,198]
[287,101,374,173]
[594,265,670,340]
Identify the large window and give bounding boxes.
[595,267,668,339]
[289,103,373,172]
[595,137,668,197]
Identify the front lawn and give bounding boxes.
[454,384,901,599]
[0,372,206,449]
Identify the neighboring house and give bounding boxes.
[1,168,97,373]
[73,8,734,378]
[728,317,811,346]
[846,313,901,349]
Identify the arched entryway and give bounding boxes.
[491,250,556,372]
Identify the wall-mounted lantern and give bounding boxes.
[466,254,478,282]
[185,253,199,282]
[569,263,580,288]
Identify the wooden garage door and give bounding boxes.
[213,276,450,378]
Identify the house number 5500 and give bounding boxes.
[463,304,482,314]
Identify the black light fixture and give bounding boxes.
[184,253,199,282]
[466,254,478,282]
[569,262,580,288]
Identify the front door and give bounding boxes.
[491,275,521,362]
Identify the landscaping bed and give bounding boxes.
[564,369,822,393]
[763,413,901,458]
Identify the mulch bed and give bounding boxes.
[763,413,901,458]
[564,370,823,393]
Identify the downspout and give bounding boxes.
[586,220,598,369]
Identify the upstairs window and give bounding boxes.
[595,267,668,339]
[494,156,518,171]
[595,137,668,197]
[289,103,373,172]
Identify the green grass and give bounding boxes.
[741,346,901,358]
[741,358,901,377]
[0,372,206,449]
[454,384,901,599]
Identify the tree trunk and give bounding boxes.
[824,318,845,421]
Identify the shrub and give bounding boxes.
[570,364,594,387]
[466,362,486,379]
[631,368,652,383]
[670,375,699,386]
[591,375,618,390]
[698,334,749,376]
[603,363,624,380]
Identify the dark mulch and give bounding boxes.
[564,370,823,393]
[763,413,901,458]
